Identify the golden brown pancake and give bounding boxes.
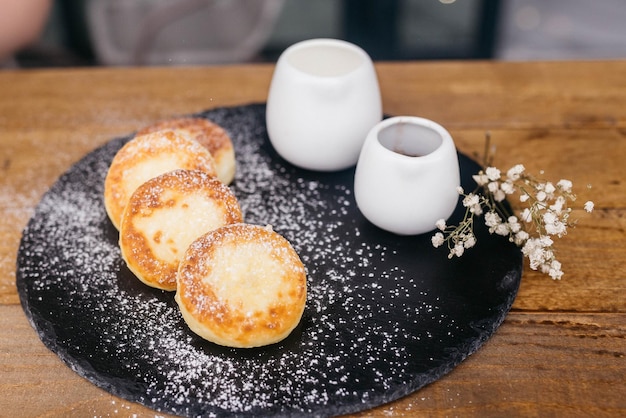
[175,223,307,348]
[137,117,235,185]
[119,169,242,291]
[104,130,217,230]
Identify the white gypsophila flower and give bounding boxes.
[543,210,568,236]
[542,211,557,226]
[431,156,593,281]
[500,181,515,195]
[463,194,480,209]
[541,211,562,235]
[514,230,529,246]
[485,166,501,181]
[493,189,506,202]
[548,259,563,280]
[557,179,573,192]
[472,173,489,186]
[435,219,447,231]
[484,211,502,228]
[431,232,445,248]
[507,164,525,181]
[536,190,547,202]
[463,233,477,248]
[450,243,465,258]
[495,223,510,236]
[456,186,465,194]
[508,216,521,233]
[550,195,566,214]
[528,258,542,270]
[545,219,567,237]
[470,203,483,215]
[522,237,551,270]
[540,235,554,247]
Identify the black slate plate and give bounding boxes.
[16,104,522,417]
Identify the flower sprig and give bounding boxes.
[431,159,594,280]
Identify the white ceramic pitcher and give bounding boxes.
[266,38,382,171]
[354,116,461,235]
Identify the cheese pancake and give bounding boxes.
[119,169,242,291]
[175,223,307,348]
[104,130,217,230]
[137,117,235,185]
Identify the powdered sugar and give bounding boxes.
[16,104,521,417]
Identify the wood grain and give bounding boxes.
[1,61,625,417]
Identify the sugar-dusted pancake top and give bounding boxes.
[119,169,242,291]
[104,130,217,230]
[176,223,307,348]
[137,117,235,184]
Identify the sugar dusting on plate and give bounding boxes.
[16,104,521,417]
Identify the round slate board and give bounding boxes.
[16,104,522,417]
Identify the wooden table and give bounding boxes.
[1,61,624,417]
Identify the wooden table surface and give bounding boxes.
[1,61,624,417]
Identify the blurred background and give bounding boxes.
[3,0,626,68]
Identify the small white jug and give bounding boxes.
[266,38,382,171]
[354,116,461,235]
